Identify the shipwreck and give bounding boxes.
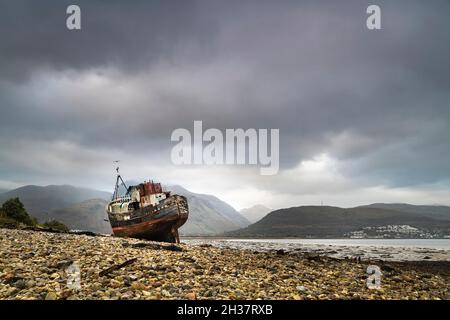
[106,166,189,243]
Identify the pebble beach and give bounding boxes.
[0,228,448,300]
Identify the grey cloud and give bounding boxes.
[0,0,218,81]
[0,0,449,201]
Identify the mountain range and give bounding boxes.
[0,185,111,215]
[2,184,450,238]
[0,184,250,235]
[239,204,272,224]
[170,185,250,235]
[227,204,450,238]
[0,185,112,233]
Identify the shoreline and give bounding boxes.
[182,238,450,262]
[182,235,450,240]
[1,228,449,300]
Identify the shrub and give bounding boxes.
[0,215,19,228]
[1,198,35,226]
[43,220,69,232]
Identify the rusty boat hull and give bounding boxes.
[108,195,188,243]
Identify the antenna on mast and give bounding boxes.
[112,160,128,200]
[114,160,120,173]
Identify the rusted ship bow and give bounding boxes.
[106,167,188,243]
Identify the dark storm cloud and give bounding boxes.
[0,0,219,81]
[0,0,450,193]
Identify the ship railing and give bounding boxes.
[110,196,132,204]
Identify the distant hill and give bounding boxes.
[49,199,111,234]
[227,205,450,238]
[361,203,450,221]
[0,185,111,218]
[169,185,250,235]
[240,204,272,224]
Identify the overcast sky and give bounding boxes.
[1,0,449,210]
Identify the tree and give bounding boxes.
[1,198,35,226]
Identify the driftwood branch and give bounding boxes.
[99,257,138,277]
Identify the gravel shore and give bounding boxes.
[0,228,448,300]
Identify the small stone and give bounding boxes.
[2,272,15,281]
[161,289,171,297]
[296,285,307,292]
[186,292,196,300]
[13,279,27,290]
[110,279,122,288]
[6,287,18,296]
[45,291,58,300]
[180,284,192,290]
[131,282,147,290]
[60,289,73,299]
[56,260,73,269]
[26,280,36,288]
[204,290,213,297]
[121,291,134,299]
[142,290,152,297]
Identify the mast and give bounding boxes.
[112,161,128,200]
